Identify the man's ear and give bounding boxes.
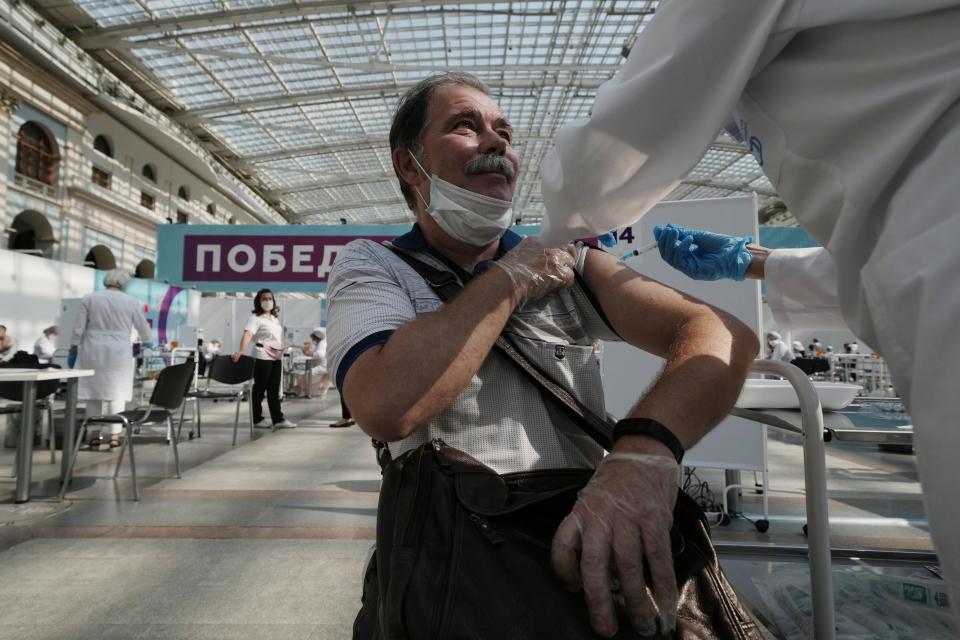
[393,147,424,193]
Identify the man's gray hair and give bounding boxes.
[103,268,131,290]
[390,72,491,211]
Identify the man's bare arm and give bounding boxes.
[582,248,759,456]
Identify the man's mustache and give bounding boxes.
[464,153,516,180]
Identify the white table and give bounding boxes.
[0,368,94,503]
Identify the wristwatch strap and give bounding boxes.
[613,418,684,464]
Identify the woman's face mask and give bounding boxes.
[409,153,515,247]
[261,300,274,312]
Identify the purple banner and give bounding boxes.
[182,234,391,283]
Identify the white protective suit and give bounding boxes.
[71,288,152,403]
[539,0,960,621]
[766,338,795,364]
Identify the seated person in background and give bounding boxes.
[765,331,794,362]
[326,72,759,637]
[204,339,222,360]
[792,340,806,359]
[0,325,18,363]
[33,326,58,364]
[199,339,223,377]
[297,328,330,398]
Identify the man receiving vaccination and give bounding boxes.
[326,72,759,637]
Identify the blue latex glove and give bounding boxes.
[597,230,618,248]
[67,351,77,369]
[653,224,753,281]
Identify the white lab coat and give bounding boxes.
[539,0,960,620]
[33,335,57,364]
[71,289,152,402]
[308,338,328,376]
[765,248,846,331]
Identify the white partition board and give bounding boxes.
[601,196,765,471]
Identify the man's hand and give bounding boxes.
[552,451,680,638]
[492,237,576,307]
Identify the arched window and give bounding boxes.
[8,211,56,257]
[84,245,117,270]
[206,203,216,216]
[16,122,59,185]
[178,186,190,201]
[93,135,113,158]
[141,164,156,182]
[135,259,156,279]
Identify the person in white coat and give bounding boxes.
[70,269,152,448]
[298,327,330,398]
[764,331,794,363]
[539,0,960,627]
[33,326,58,364]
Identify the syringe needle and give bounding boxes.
[619,240,658,261]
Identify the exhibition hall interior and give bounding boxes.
[0,0,954,638]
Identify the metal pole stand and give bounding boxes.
[749,359,835,640]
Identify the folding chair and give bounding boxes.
[59,359,194,501]
[180,355,255,446]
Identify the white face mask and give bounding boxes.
[410,154,515,247]
[261,300,274,312]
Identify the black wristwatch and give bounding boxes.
[612,418,684,464]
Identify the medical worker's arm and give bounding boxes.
[341,239,575,442]
[551,248,758,637]
[765,247,847,330]
[655,224,847,329]
[133,306,152,343]
[538,0,790,245]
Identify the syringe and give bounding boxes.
[619,240,658,261]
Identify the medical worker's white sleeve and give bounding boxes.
[132,301,152,342]
[765,248,847,330]
[538,0,790,246]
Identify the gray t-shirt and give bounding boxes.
[327,227,621,474]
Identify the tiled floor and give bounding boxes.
[0,391,944,639]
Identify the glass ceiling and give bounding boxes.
[35,0,778,225]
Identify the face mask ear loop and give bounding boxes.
[408,151,432,211]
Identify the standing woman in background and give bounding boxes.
[70,269,152,448]
[231,289,296,429]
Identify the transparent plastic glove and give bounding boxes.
[492,237,576,307]
[653,223,753,281]
[552,452,681,638]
